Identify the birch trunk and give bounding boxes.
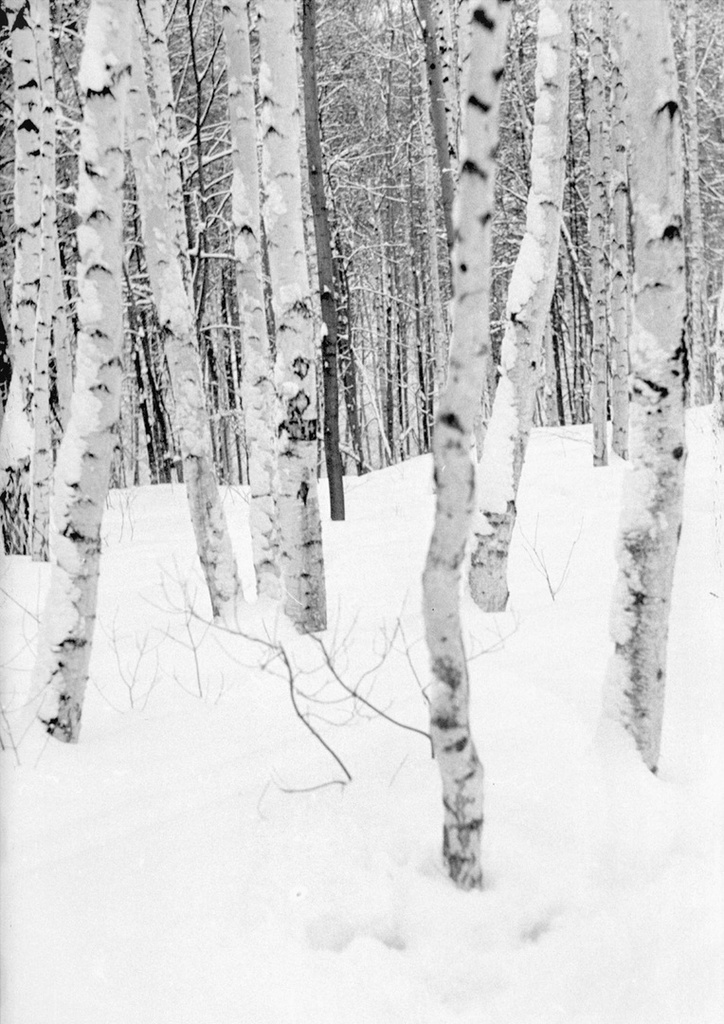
[419,0,456,253]
[52,248,74,430]
[143,0,193,293]
[259,0,327,633]
[222,0,281,600]
[30,0,57,561]
[1,0,42,554]
[34,0,132,743]
[423,0,511,891]
[603,0,687,774]
[128,25,243,622]
[609,5,630,461]
[301,0,345,521]
[420,60,450,399]
[589,0,609,467]
[468,0,570,612]
[684,1,707,405]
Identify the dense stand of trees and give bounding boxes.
[1,0,722,884]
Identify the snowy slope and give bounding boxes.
[1,411,722,1024]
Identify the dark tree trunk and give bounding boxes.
[301,0,345,519]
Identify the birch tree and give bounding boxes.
[589,0,609,468]
[34,0,132,743]
[222,0,281,599]
[602,0,687,773]
[259,0,327,633]
[419,0,456,251]
[29,0,57,561]
[684,0,707,404]
[423,0,511,891]
[128,23,243,622]
[468,0,571,613]
[609,5,630,461]
[1,0,42,554]
[301,0,346,521]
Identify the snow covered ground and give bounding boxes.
[1,410,722,1024]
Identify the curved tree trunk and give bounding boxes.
[222,0,281,599]
[1,0,42,555]
[128,24,243,623]
[468,0,570,612]
[259,0,327,634]
[34,0,132,743]
[602,0,687,774]
[301,0,345,521]
[423,0,511,891]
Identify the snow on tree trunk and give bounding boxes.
[33,0,132,743]
[684,1,707,405]
[468,0,570,613]
[259,0,327,634]
[422,0,511,891]
[1,0,42,555]
[143,0,193,294]
[128,24,243,623]
[419,0,456,253]
[222,0,281,600]
[29,0,57,561]
[589,0,609,468]
[609,4,629,462]
[602,0,687,774]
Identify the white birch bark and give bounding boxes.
[589,0,609,467]
[52,248,74,430]
[29,0,56,561]
[34,0,132,743]
[222,0,281,599]
[143,0,192,292]
[1,0,42,553]
[419,60,449,400]
[468,0,570,612]
[609,5,630,461]
[128,24,243,622]
[259,0,326,633]
[422,0,511,891]
[684,1,707,405]
[603,0,687,774]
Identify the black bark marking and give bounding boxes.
[473,8,495,31]
[298,480,309,505]
[672,445,684,460]
[439,411,464,432]
[656,99,679,120]
[86,84,114,99]
[18,117,39,134]
[479,211,492,227]
[292,355,310,379]
[662,222,681,241]
[432,714,457,731]
[461,158,488,180]
[493,67,505,82]
[639,378,669,399]
[459,263,468,273]
[469,94,491,114]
